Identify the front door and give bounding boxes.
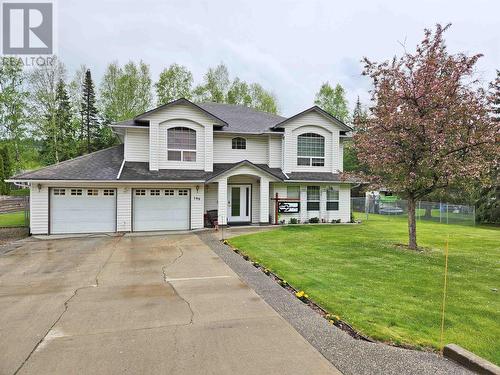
[228,184,251,223]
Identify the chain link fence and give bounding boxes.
[0,195,30,228]
[352,196,475,226]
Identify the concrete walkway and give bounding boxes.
[199,230,472,375]
[0,234,340,375]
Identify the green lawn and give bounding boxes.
[228,214,500,364]
[0,211,27,227]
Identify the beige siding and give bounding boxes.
[125,129,149,162]
[213,134,268,164]
[268,136,283,168]
[141,104,218,172]
[30,185,49,234]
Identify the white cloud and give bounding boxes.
[58,0,500,116]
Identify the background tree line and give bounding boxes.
[0,53,497,224]
[0,58,280,174]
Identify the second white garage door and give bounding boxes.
[133,188,190,231]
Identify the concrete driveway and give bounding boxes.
[0,234,340,375]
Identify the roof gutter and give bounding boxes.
[284,180,357,184]
[6,179,206,184]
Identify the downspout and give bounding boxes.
[116,159,125,180]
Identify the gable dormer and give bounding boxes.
[272,106,352,174]
[132,99,227,172]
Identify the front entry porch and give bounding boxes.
[204,163,278,226]
[227,184,252,223]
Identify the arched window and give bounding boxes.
[232,137,246,150]
[167,127,196,162]
[297,133,325,166]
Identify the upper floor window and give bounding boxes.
[167,127,196,162]
[297,133,325,166]
[232,137,246,150]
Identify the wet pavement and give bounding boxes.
[0,234,339,375]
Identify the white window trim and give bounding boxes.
[297,133,325,167]
[231,137,247,150]
[167,127,197,162]
[326,187,339,211]
[307,186,320,211]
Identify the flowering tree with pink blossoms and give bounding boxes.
[355,24,499,249]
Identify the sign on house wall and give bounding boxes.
[278,201,300,213]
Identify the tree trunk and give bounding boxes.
[407,197,418,250]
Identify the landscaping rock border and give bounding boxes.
[199,231,473,375]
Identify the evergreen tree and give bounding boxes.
[55,79,77,161]
[0,146,11,194]
[80,70,99,153]
[352,96,368,129]
[0,155,5,195]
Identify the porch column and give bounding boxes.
[259,177,269,224]
[300,186,308,223]
[320,186,327,222]
[217,178,227,226]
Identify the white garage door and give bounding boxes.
[133,188,190,231]
[50,188,116,234]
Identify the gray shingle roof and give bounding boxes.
[119,162,211,181]
[11,145,124,180]
[196,103,286,133]
[10,143,356,184]
[112,99,352,135]
[119,160,286,181]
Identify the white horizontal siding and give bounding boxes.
[204,183,218,211]
[158,119,205,170]
[29,182,205,234]
[268,136,282,168]
[125,129,149,162]
[339,141,344,172]
[190,185,204,229]
[213,134,268,164]
[281,111,342,174]
[270,182,351,223]
[141,104,216,171]
[30,185,49,234]
[116,187,132,231]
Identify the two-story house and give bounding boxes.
[11,98,355,235]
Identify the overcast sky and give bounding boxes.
[58,0,500,116]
